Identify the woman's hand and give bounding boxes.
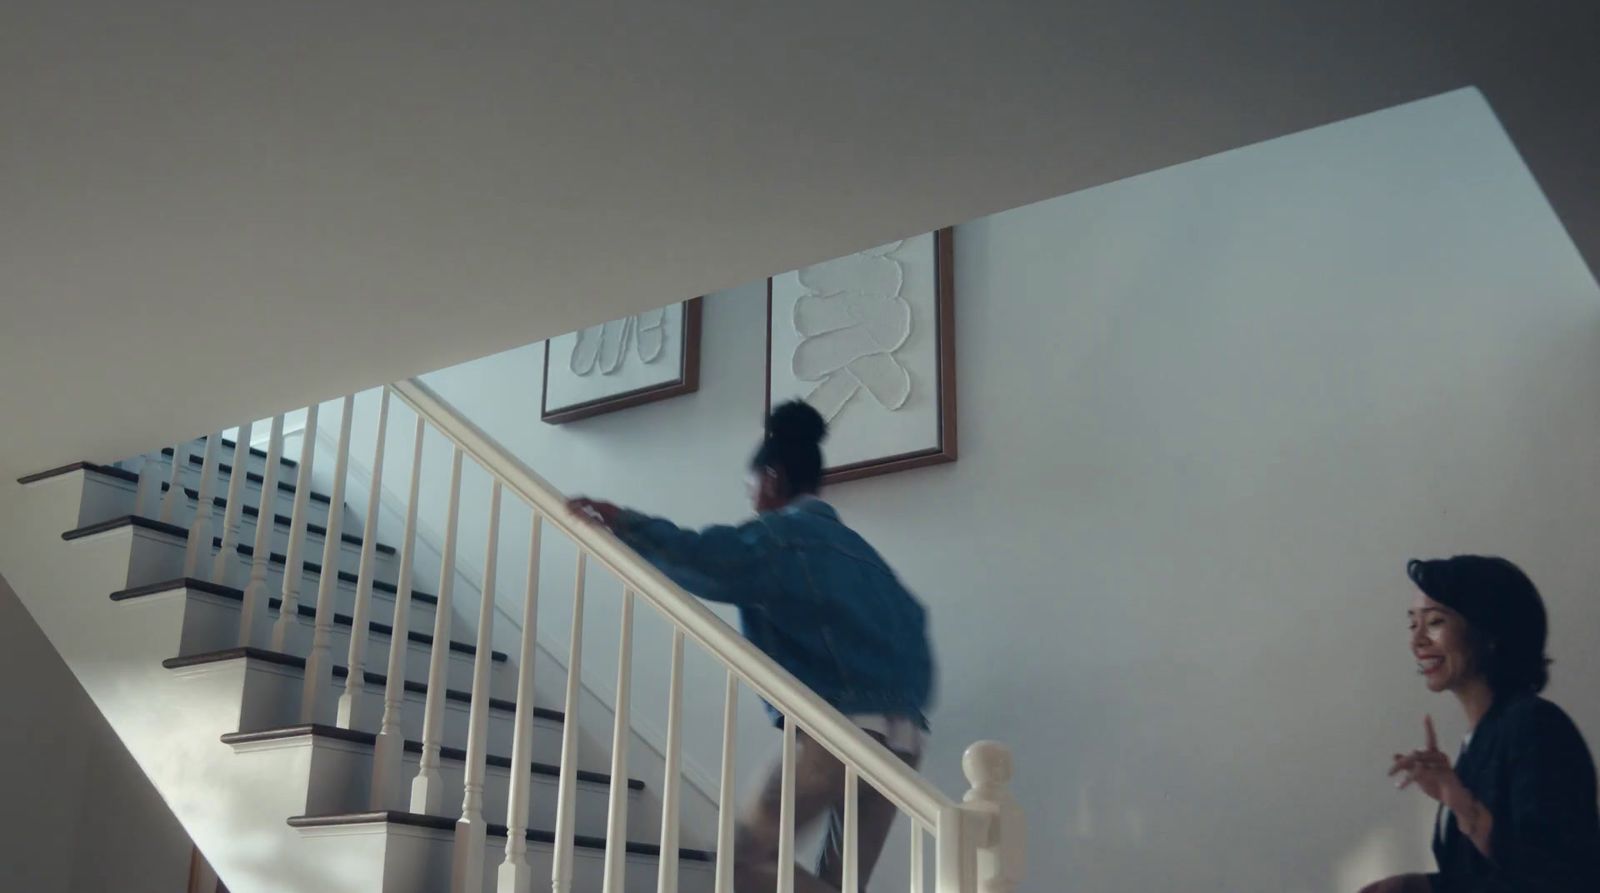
[1388,716,1467,806]
[1388,715,1494,855]
[566,497,622,529]
[1357,874,1430,893]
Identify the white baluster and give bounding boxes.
[134,452,161,518]
[713,672,738,893]
[656,628,685,893]
[183,435,222,577]
[239,416,284,646]
[777,718,798,893]
[210,422,254,586]
[301,395,355,724]
[410,446,464,814]
[934,804,976,893]
[338,387,391,728]
[600,590,635,893]
[910,826,923,893]
[962,742,1024,893]
[371,415,426,808]
[451,480,502,893]
[497,513,543,893]
[271,404,320,651]
[842,766,859,893]
[158,441,187,524]
[551,552,587,893]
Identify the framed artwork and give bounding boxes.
[766,228,957,484]
[542,298,703,423]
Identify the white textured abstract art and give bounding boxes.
[542,299,702,423]
[768,229,956,481]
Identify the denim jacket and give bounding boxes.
[613,498,934,727]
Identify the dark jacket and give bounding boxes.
[613,497,934,726]
[1431,692,1600,892]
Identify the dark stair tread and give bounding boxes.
[164,492,394,555]
[160,648,555,721]
[162,646,306,671]
[218,532,397,558]
[285,811,712,860]
[328,666,554,719]
[252,549,437,605]
[104,577,491,660]
[266,596,506,662]
[165,437,298,469]
[111,577,241,602]
[64,514,187,541]
[220,724,640,789]
[18,461,140,485]
[162,469,332,505]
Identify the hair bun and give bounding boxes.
[766,400,828,446]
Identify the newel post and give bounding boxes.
[961,742,1025,893]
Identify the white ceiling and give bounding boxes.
[3,1,1598,477]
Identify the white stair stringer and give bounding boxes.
[0,470,717,893]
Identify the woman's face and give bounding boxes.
[748,467,786,513]
[1408,589,1481,693]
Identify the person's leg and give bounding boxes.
[735,729,848,893]
[815,748,923,893]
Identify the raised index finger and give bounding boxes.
[1424,714,1438,752]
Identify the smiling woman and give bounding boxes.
[1358,555,1600,893]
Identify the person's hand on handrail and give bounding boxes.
[566,496,622,529]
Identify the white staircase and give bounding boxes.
[0,380,1023,893]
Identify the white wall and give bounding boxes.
[321,88,1600,892]
[0,574,194,893]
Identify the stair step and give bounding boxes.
[186,452,319,498]
[63,514,186,542]
[220,724,642,790]
[330,666,552,719]
[217,513,396,555]
[267,596,506,662]
[285,812,715,861]
[160,648,560,722]
[165,437,297,470]
[162,472,332,506]
[17,461,139,485]
[108,578,498,661]
[255,548,437,604]
[162,645,306,671]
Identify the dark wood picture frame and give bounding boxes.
[541,298,704,424]
[765,228,957,485]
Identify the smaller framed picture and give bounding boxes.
[766,228,957,484]
[542,298,704,424]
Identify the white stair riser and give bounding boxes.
[165,443,294,484]
[235,515,400,581]
[210,532,403,599]
[279,737,648,839]
[334,672,570,766]
[478,833,715,893]
[135,453,352,530]
[164,587,516,701]
[292,823,715,893]
[277,610,515,703]
[152,586,542,747]
[252,561,448,645]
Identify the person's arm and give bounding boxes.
[576,502,777,605]
[1446,704,1598,893]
